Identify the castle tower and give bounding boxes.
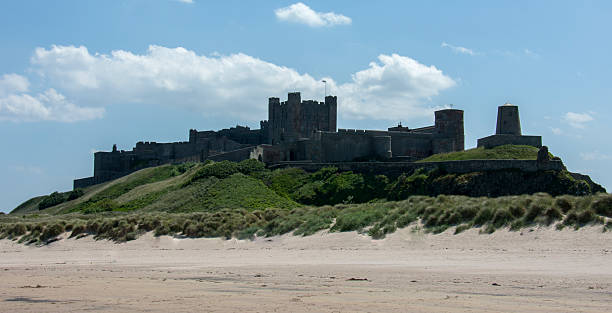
[477,103,541,149]
[495,103,521,135]
[433,109,465,153]
[268,97,280,144]
[325,95,337,132]
[285,92,302,142]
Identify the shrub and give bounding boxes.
[505,204,523,218]
[473,207,494,226]
[237,159,266,175]
[564,209,600,227]
[38,192,67,210]
[331,204,388,232]
[263,167,309,198]
[570,180,591,196]
[81,199,117,214]
[67,189,84,201]
[524,203,545,223]
[554,196,574,213]
[236,225,259,240]
[69,223,87,238]
[40,223,65,242]
[8,223,27,237]
[591,194,612,217]
[192,161,239,180]
[387,170,431,200]
[491,208,514,229]
[154,223,172,237]
[577,209,598,225]
[543,207,562,225]
[173,162,195,175]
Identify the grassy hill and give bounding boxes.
[418,145,542,162]
[12,161,299,216]
[3,146,610,244]
[11,147,603,216]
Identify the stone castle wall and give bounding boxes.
[74,94,466,189]
[477,134,542,149]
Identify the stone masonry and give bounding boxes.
[477,103,542,149]
[75,92,466,189]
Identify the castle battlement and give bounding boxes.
[75,92,465,189]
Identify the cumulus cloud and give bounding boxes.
[0,73,104,122]
[275,2,351,27]
[0,73,29,96]
[580,151,611,161]
[563,112,594,129]
[336,54,456,119]
[29,45,455,122]
[176,0,194,3]
[441,42,476,56]
[549,127,563,135]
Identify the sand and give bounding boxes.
[1,226,611,312]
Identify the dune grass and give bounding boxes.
[2,193,611,244]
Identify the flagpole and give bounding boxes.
[322,80,327,99]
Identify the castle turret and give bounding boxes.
[496,103,521,135]
[268,97,281,144]
[287,92,301,104]
[433,109,465,153]
[325,95,337,132]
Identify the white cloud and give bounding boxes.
[275,2,351,27]
[176,0,194,3]
[524,48,540,58]
[441,42,476,56]
[336,54,456,119]
[580,151,611,161]
[563,112,594,129]
[0,73,104,122]
[29,45,456,122]
[550,127,562,135]
[0,73,30,96]
[10,165,43,175]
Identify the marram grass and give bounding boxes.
[2,193,611,244]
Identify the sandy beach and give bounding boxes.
[1,226,611,312]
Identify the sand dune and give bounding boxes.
[1,226,611,312]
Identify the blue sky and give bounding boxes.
[1,1,611,212]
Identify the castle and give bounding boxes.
[74,93,543,189]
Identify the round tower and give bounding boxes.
[434,109,465,152]
[496,103,521,135]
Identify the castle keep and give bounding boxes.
[74,92,465,189]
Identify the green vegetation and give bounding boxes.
[37,189,84,210]
[418,145,542,162]
[195,173,298,211]
[11,150,604,216]
[2,193,611,244]
[5,147,610,244]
